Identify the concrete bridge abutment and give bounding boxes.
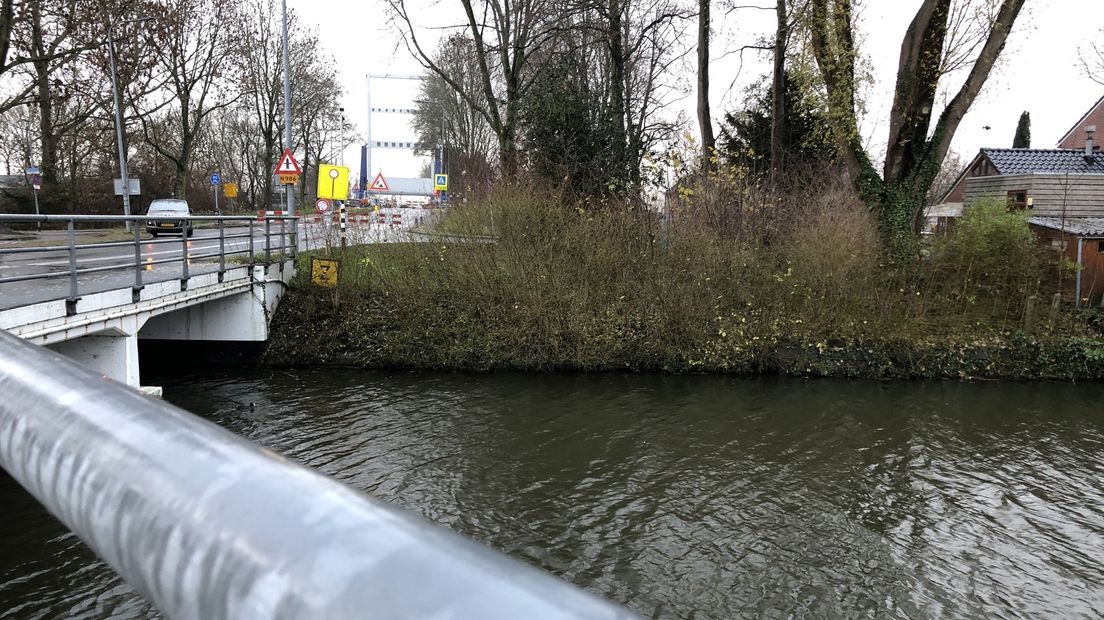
[5,262,295,393]
[47,328,142,388]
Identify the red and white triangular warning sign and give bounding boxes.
[274,148,302,175]
[370,172,389,191]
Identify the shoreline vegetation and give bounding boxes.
[264,184,1104,381]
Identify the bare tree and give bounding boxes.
[1078,28,1104,86]
[232,0,320,209]
[14,0,113,185]
[388,0,555,178]
[294,59,350,204]
[134,0,242,199]
[413,35,497,164]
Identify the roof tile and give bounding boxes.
[982,148,1104,175]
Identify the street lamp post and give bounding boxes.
[281,0,295,217]
[106,17,153,233]
[339,107,346,167]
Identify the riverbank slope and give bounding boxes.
[264,190,1104,381]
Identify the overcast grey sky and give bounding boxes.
[287,0,1104,179]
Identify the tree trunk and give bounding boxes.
[502,72,520,179]
[0,0,14,78]
[696,0,714,166]
[608,0,628,183]
[810,0,1026,258]
[35,64,57,185]
[31,2,57,185]
[173,157,189,199]
[770,0,787,187]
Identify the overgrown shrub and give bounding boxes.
[268,180,1087,375]
[925,197,1049,328]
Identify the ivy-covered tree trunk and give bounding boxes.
[809,0,1026,259]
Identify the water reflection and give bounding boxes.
[2,372,1103,618]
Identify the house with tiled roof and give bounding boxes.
[927,120,1104,305]
[933,94,1104,219]
[952,145,1104,216]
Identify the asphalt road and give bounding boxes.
[0,208,432,310]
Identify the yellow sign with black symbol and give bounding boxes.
[311,257,339,288]
[223,182,238,198]
[317,164,350,200]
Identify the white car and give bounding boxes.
[145,199,193,237]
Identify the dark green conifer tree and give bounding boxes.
[1012,111,1031,148]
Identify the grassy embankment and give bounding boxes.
[265,185,1104,380]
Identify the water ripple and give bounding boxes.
[3,372,1104,618]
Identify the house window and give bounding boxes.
[1097,241,1104,253]
[1007,190,1028,210]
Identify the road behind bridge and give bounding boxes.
[0,207,430,310]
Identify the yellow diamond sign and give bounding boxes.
[311,257,339,288]
[317,164,350,200]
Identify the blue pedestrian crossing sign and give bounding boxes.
[434,174,448,191]
[210,173,221,186]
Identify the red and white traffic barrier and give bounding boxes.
[256,210,285,221]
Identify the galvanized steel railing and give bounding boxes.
[0,329,635,619]
[0,214,297,308]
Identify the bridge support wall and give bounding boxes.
[138,265,289,342]
[8,262,295,390]
[47,328,140,387]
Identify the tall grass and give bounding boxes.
[276,178,1077,373]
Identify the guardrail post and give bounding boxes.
[65,220,80,315]
[180,221,189,291]
[132,220,143,302]
[291,216,298,262]
[278,215,285,273]
[218,215,226,282]
[249,218,255,269]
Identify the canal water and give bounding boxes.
[2,369,1104,618]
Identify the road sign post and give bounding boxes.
[25,167,41,228]
[210,172,221,215]
[223,182,238,212]
[311,257,339,287]
[25,167,44,228]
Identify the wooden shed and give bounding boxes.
[1028,217,1104,306]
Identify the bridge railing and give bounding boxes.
[0,329,634,619]
[0,214,297,308]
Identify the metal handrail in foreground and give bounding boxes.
[0,214,297,306]
[0,330,635,619]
